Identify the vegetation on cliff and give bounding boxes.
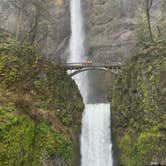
[0,35,84,166]
[110,42,166,166]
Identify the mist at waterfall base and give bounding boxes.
[68,0,113,166]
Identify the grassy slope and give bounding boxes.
[110,43,166,166]
[0,36,84,166]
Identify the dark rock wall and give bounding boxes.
[83,0,139,63]
[0,0,164,63]
[109,43,166,165]
[0,0,70,61]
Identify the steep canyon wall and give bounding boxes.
[0,0,164,63]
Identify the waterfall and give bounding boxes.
[68,0,113,166]
[81,104,113,166]
[68,0,88,102]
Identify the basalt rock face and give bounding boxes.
[83,0,138,63]
[46,0,70,61]
[82,0,140,102]
[43,0,70,61]
[109,43,166,166]
[82,0,165,102]
[0,0,164,63]
[0,0,70,61]
[83,0,164,63]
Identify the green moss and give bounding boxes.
[110,43,166,165]
[0,109,74,165]
[0,36,84,165]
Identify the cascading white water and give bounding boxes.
[81,104,113,166]
[68,0,113,166]
[69,0,85,62]
[68,0,88,102]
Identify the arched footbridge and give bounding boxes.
[63,62,122,77]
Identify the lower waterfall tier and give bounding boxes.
[81,104,113,166]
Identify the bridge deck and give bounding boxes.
[63,63,121,70]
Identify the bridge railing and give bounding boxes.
[63,62,122,67]
[62,62,122,76]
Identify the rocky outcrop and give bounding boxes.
[83,0,165,63]
[82,0,165,102]
[0,0,70,61]
[83,0,138,63]
[0,0,165,63]
[109,43,166,165]
[82,0,140,102]
[0,35,84,166]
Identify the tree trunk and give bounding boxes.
[146,0,154,42]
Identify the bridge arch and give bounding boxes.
[69,67,119,77]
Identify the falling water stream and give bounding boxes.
[68,0,113,165]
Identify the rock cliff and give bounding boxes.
[110,42,166,165]
[0,0,70,60]
[83,0,165,102]
[0,34,84,166]
[0,0,165,63]
[83,0,165,63]
[0,1,166,164]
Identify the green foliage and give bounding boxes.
[110,43,166,165]
[0,108,73,166]
[0,35,84,165]
[0,36,83,126]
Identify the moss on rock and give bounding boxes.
[0,36,84,166]
[110,42,166,166]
